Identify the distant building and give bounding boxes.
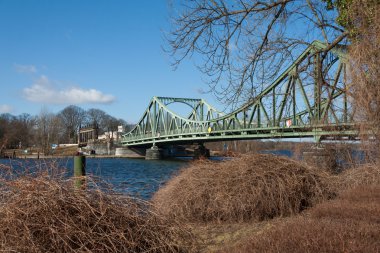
[78,124,99,146]
[98,126,125,142]
[80,125,125,145]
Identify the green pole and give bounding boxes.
[74,155,86,189]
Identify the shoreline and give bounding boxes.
[0,154,222,160]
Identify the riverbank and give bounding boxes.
[0,154,145,159]
[151,155,380,252]
[0,153,378,252]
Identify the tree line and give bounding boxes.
[0,105,132,154]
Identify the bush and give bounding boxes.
[0,174,196,253]
[331,163,380,192]
[221,185,380,253]
[153,154,333,223]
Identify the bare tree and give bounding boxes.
[58,105,85,144]
[85,108,108,133]
[0,113,36,149]
[348,0,380,160]
[35,108,63,154]
[166,0,348,106]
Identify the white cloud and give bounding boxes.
[0,104,13,113]
[23,75,115,104]
[14,64,37,74]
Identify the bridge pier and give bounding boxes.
[115,147,145,158]
[194,143,210,159]
[145,145,162,160]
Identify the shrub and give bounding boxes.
[153,154,333,223]
[221,185,380,253]
[0,174,196,253]
[332,163,380,192]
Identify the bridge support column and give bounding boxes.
[303,145,337,172]
[145,145,162,160]
[194,144,210,159]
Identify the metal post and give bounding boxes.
[200,103,204,121]
[152,102,156,138]
[257,104,261,127]
[243,110,246,128]
[292,77,296,125]
[314,53,322,123]
[74,155,86,189]
[273,89,276,126]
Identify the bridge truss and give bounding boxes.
[122,41,359,147]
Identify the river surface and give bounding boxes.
[0,157,187,199]
[0,150,299,199]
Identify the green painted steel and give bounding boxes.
[121,41,359,147]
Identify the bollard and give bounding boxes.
[74,155,86,189]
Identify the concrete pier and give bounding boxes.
[115,147,144,158]
[145,145,161,160]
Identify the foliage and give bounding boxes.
[322,0,353,27]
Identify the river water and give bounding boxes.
[0,158,187,199]
[0,150,303,199]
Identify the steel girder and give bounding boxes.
[121,41,358,147]
[121,97,224,145]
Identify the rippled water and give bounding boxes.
[0,158,187,199]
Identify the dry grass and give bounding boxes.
[53,145,79,156]
[1,153,378,252]
[310,186,380,223]
[220,185,380,253]
[153,154,333,223]
[189,218,287,253]
[0,172,196,253]
[331,163,380,192]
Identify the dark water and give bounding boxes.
[0,158,186,199]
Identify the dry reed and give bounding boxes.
[153,154,333,223]
[0,172,196,253]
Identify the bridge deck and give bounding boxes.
[122,123,358,147]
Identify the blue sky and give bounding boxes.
[0,0,218,123]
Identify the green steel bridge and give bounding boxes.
[121,41,358,148]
